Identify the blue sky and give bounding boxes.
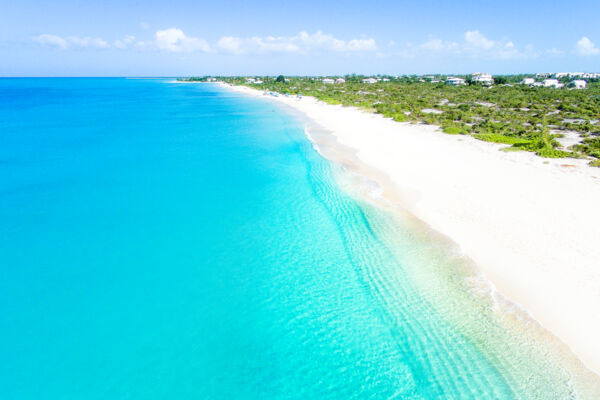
[1,0,599,76]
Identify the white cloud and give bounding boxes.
[215,36,242,53]
[33,34,68,49]
[464,30,495,50]
[575,37,599,56]
[33,28,375,55]
[113,35,136,49]
[346,37,376,52]
[38,28,566,61]
[298,31,346,51]
[67,36,110,49]
[419,38,458,52]
[140,22,150,30]
[407,30,541,60]
[546,47,565,56]
[217,36,300,54]
[155,28,211,52]
[217,30,376,55]
[33,34,109,49]
[298,31,376,52]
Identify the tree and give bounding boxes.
[276,75,285,83]
[494,76,508,85]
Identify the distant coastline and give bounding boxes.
[182,74,600,168]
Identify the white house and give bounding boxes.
[582,73,600,79]
[206,77,217,82]
[543,79,564,88]
[335,78,346,84]
[472,72,494,85]
[362,78,377,84]
[322,78,335,84]
[569,80,587,89]
[446,77,466,86]
[521,78,535,85]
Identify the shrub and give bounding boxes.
[442,126,464,134]
[535,147,572,158]
[473,133,530,145]
[393,113,408,122]
[513,130,571,158]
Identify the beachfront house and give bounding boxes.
[472,72,494,86]
[362,78,377,84]
[206,77,217,82]
[569,80,587,89]
[322,78,335,84]
[446,77,466,86]
[424,75,441,83]
[543,79,564,88]
[521,78,535,85]
[335,78,346,84]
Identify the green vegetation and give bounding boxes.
[513,131,573,158]
[572,137,600,165]
[179,75,600,165]
[472,133,530,145]
[442,126,465,135]
[573,137,600,159]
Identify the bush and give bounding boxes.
[512,130,571,158]
[393,113,408,122]
[473,133,530,145]
[535,147,572,158]
[442,126,464,134]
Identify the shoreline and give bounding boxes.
[217,83,600,378]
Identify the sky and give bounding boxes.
[1,0,600,76]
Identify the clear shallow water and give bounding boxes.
[0,78,597,399]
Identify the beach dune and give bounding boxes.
[224,83,600,376]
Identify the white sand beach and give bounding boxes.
[221,83,600,376]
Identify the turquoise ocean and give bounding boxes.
[1,78,598,399]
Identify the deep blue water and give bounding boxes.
[0,78,580,399]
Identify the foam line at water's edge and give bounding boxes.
[300,122,600,397]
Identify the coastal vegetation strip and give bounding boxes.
[180,75,600,165]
